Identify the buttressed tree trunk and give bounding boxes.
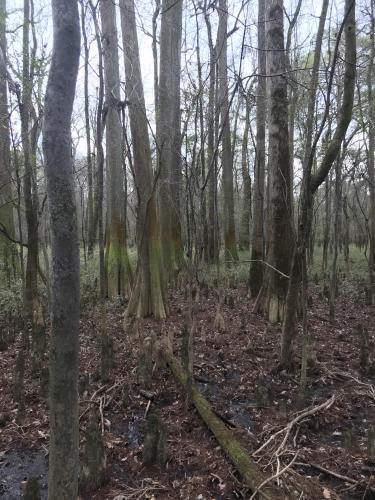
[42,0,80,496]
[264,0,293,323]
[100,0,132,298]
[249,0,266,297]
[217,0,238,264]
[158,0,184,276]
[0,0,14,274]
[120,0,167,319]
[280,0,356,367]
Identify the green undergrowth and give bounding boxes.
[0,244,369,322]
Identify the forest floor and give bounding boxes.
[0,280,375,499]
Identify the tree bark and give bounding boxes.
[204,6,219,264]
[280,0,356,367]
[217,0,238,264]
[100,0,132,298]
[21,0,39,322]
[42,0,80,496]
[80,0,94,255]
[158,0,184,276]
[239,93,251,251]
[0,0,14,272]
[263,0,293,323]
[249,0,266,297]
[367,0,375,301]
[120,0,167,319]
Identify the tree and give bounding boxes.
[249,0,266,297]
[21,0,39,322]
[263,0,294,323]
[217,0,238,264]
[367,0,375,301]
[204,3,219,264]
[239,92,251,251]
[80,0,94,256]
[280,0,356,367]
[100,0,132,298]
[157,0,184,276]
[120,0,167,319]
[42,0,81,495]
[0,0,14,279]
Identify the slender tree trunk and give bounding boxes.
[80,0,94,255]
[329,153,343,321]
[42,0,80,495]
[120,0,167,319]
[22,0,38,322]
[322,175,330,274]
[217,0,238,264]
[249,0,266,297]
[0,0,14,267]
[239,94,251,251]
[100,0,132,298]
[280,0,356,367]
[204,7,219,264]
[89,0,105,299]
[263,0,294,323]
[195,9,209,262]
[367,0,375,301]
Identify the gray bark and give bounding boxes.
[264,0,293,323]
[100,0,132,298]
[217,0,238,263]
[42,0,80,496]
[249,0,266,297]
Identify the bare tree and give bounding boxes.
[281,0,356,367]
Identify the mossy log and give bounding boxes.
[157,341,283,499]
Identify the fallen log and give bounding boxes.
[157,340,283,499]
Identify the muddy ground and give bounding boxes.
[0,283,374,499]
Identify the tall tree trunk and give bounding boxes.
[239,94,251,251]
[367,0,375,301]
[249,0,266,297]
[89,0,105,298]
[195,8,209,262]
[22,0,38,322]
[120,0,167,319]
[217,0,238,264]
[0,0,14,269]
[263,0,293,323]
[100,0,132,298]
[80,0,94,255]
[158,0,184,276]
[42,0,80,495]
[329,153,343,321]
[204,6,219,264]
[280,0,356,367]
[322,175,330,274]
